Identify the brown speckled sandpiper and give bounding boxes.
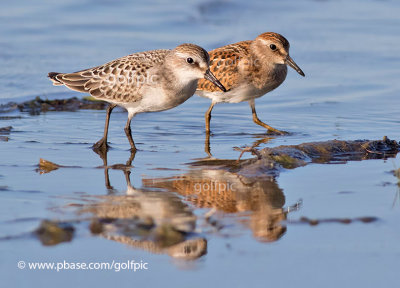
[196,32,305,135]
[49,43,226,152]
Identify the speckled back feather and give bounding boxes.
[197,41,251,92]
[49,49,170,103]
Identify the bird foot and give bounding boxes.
[92,138,109,153]
[266,129,290,136]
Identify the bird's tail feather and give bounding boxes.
[48,72,64,86]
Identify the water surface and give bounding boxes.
[1,0,400,287]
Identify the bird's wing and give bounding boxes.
[197,41,251,92]
[49,49,170,102]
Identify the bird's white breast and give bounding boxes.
[196,83,270,103]
[121,79,197,116]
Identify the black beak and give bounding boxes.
[204,69,227,92]
[286,55,305,77]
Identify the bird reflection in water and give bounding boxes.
[77,150,207,260]
[143,163,300,243]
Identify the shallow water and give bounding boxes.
[1,0,400,287]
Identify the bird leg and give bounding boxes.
[93,103,117,153]
[205,102,215,133]
[249,100,288,135]
[124,115,137,152]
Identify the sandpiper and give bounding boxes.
[49,44,226,152]
[196,32,305,135]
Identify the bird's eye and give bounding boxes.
[269,44,277,51]
[186,57,194,64]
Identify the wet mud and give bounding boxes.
[1,96,106,115]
